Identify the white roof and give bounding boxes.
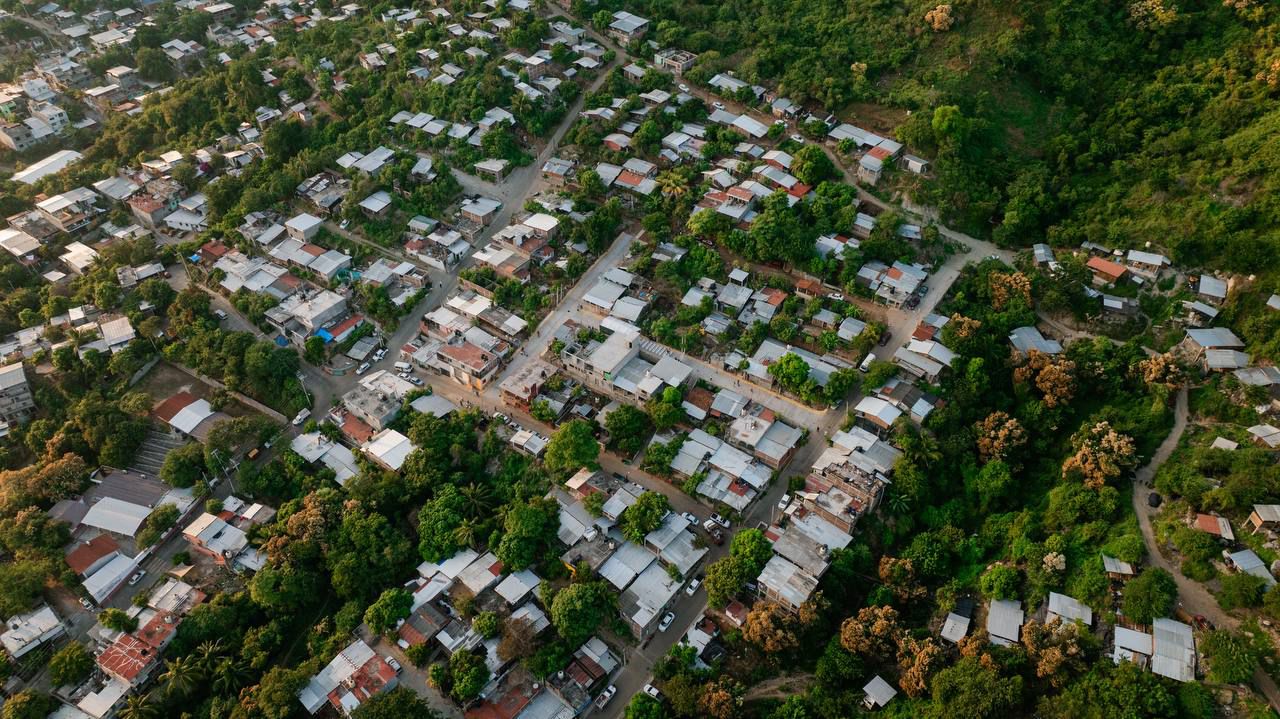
[82,496,152,536]
[1047,592,1093,625]
[1151,618,1195,682]
[82,553,135,602]
[286,212,323,232]
[12,149,82,184]
[986,599,1023,645]
[363,429,415,470]
[170,398,214,434]
[863,675,897,707]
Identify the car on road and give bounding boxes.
[709,513,731,528]
[128,570,146,586]
[78,597,95,610]
[643,684,662,699]
[685,577,702,596]
[878,331,891,347]
[828,292,845,302]
[988,254,1001,261]
[340,219,351,229]
[213,309,228,321]
[292,408,311,426]
[777,493,791,511]
[494,412,509,423]
[385,656,402,674]
[408,376,424,386]
[859,352,877,373]
[356,362,370,375]
[678,83,689,92]
[905,295,921,309]
[709,528,725,545]
[917,284,930,296]
[658,611,676,632]
[712,101,725,110]
[373,348,387,362]
[594,685,617,709]
[680,511,698,525]
[789,133,804,143]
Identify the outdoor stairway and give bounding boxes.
[129,429,187,477]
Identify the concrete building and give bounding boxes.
[0,362,35,426]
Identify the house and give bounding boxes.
[1046,592,1093,626]
[1086,256,1127,286]
[1197,275,1228,304]
[986,599,1023,646]
[358,190,393,220]
[862,676,897,711]
[362,429,416,471]
[1249,505,1280,534]
[1151,618,1196,682]
[607,10,649,42]
[1194,513,1234,541]
[1185,328,1245,353]
[298,639,399,715]
[1009,326,1062,355]
[183,512,248,566]
[2,605,64,659]
[285,213,323,241]
[1102,554,1136,581]
[1126,249,1169,279]
[940,599,974,644]
[0,362,36,426]
[1226,549,1276,587]
[500,360,554,408]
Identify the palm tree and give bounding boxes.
[459,482,494,518]
[453,518,479,548]
[212,656,250,695]
[159,655,201,699]
[194,639,224,672]
[118,694,160,719]
[885,490,911,516]
[657,171,688,198]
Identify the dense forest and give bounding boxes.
[595,0,1278,276]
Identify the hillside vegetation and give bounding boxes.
[620,0,1279,273]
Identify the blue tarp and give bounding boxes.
[274,335,289,347]
[314,329,334,343]
[188,254,201,263]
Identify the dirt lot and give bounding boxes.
[135,362,256,419]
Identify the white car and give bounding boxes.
[709,513,731,528]
[680,511,698,525]
[658,611,676,632]
[212,309,228,321]
[292,408,311,426]
[790,133,805,143]
[678,83,689,93]
[385,656,402,674]
[356,362,370,375]
[828,292,845,302]
[685,578,702,596]
[777,493,791,511]
[713,101,725,110]
[643,684,661,699]
[409,376,424,386]
[78,597,94,610]
[373,348,387,362]
[128,570,146,586]
[594,685,617,709]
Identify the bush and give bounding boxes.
[1218,573,1267,610]
[980,565,1020,600]
[1122,568,1177,624]
[473,611,501,639]
[48,643,93,687]
[99,608,137,633]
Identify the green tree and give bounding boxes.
[605,404,653,455]
[160,443,206,488]
[0,691,55,719]
[1217,573,1267,610]
[0,559,51,617]
[621,491,670,542]
[625,694,668,719]
[791,145,837,185]
[352,687,441,718]
[1037,661,1175,719]
[928,657,1023,719]
[1122,568,1177,624]
[449,649,489,702]
[730,528,774,570]
[979,565,1020,600]
[704,556,751,609]
[417,485,468,563]
[304,336,326,365]
[364,588,413,635]
[768,352,812,394]
[134,47,174,82]
[473,611,501,639]
[158,655,202,698]
[494,498,559,571]
[99,608,138,633]
[48,643,94,687]
[1201,625,1271,684]
[549,581,615,645]
[543,419,599,474]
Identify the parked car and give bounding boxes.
[340,219,350,229]
[128,570,146,586]
[78,597,95,610]
[685,577,702,596]
[643,684,662,699]
[212,309,228,321]
[709,513,731,528]
[878,332,892,347]
[385,656,402,674]
[709,529,725,545]
[678,83,689,92]
[292,408,311,426]
[595,685,618,709]
[859,353,876,373]
[658,611,676,632]
[356,362,370,375]
[681,511,698,525]
[828,292,845,302]
[408,376,424,386]
[790,133,805,143]
[493,412,509,423]
[373,348,387,362]
[777,493,791,511]
[712,101,725,110]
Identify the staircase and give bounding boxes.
[129,429,188,477]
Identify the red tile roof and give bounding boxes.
[152,391,197,423]
[65,535,120,575]
[342,414,375,444]
[137,610,178,649]
[1087,256,1127,281]
[97,634,158,682]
